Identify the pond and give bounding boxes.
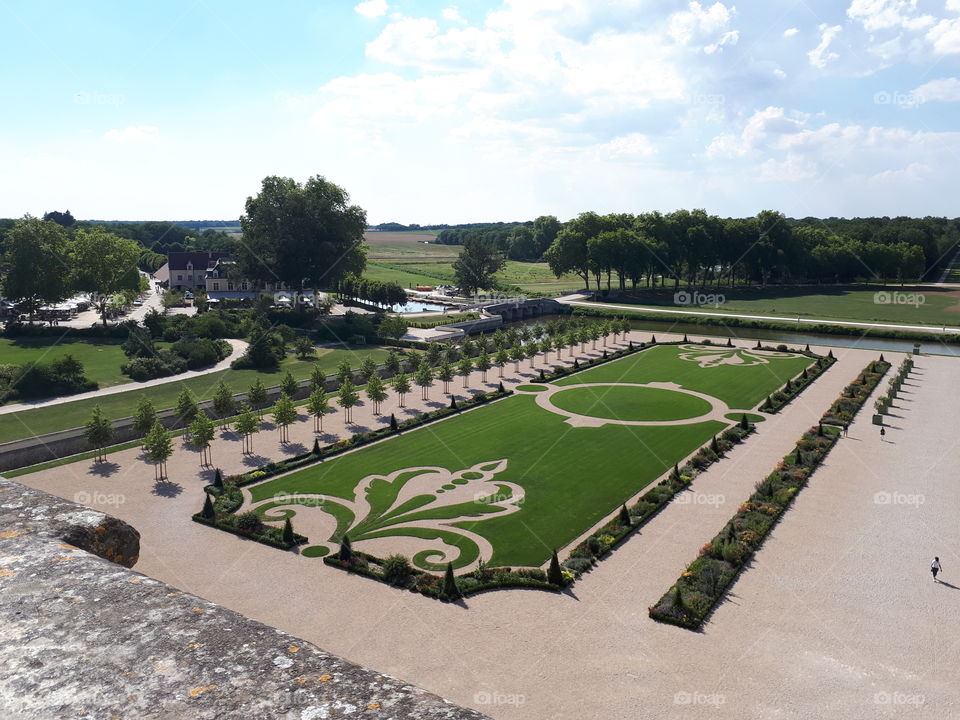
[389,301,450,314]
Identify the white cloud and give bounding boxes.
[808,24,842,68]
[355,0,388,19]
[783,27,799,37]
[667,2,739,52]
[366,17,502,70]
[948,0,960,11]
[442,7,466,24]
[913,76,960,101]
[847,0,935,32]
[103,125,159,143]
[926,17,960,53]
[595,133,657,159]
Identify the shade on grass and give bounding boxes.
[0,347,393,444]
[0,337,138,388]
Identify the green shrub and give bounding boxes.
[382,554,414,586]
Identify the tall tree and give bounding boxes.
[305,388,330,433]
[457,355,473,388]
[414,358,434,400]
[272,392,298,443]
[132,394,157,440]
[436,360,455,394]
[248,378,268,418]
[84,406,113,463]
[336,379,359,424]
[175,388,199,425]
[145,420,173,481]
[234,404,259,454]
[391,372,411,407]
[365,373,388,414]
[70,227,143,325]
[452,237,506,296]
[1,216,72,317]
[189,411,216,467]
[238,175,367,292]
[212,381,237,429]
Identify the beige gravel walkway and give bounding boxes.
[14,335,957,719]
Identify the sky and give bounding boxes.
[1,0,960,224]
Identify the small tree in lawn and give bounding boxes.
[248,378,268,418]
[476,349,492,382]
[384,350,402,376]
[495,347,509,378]
[294,336,315,360]
[133,394,156,445]
[359,356,378,382]
[366,373,388,414]
[279,371,299,398]
[306,388,329,433]
[337,378,359,424]
[234,404,259,454]
[392,372,411,407]
[510,344,524,372]
[189,411,216,467]
[457,354,473,388]
[739,414,749,431]
[437,360,454,395]
[175,388,199,425]
[273,392,298,443]
[443,562,459,599]
[414,358,434,400]
[145,420,173,481]
[84,405,112,463]
[309,363,327,392]
[212,381,237,429]
[547,550,563,586]
[282,517,295,545]
[336,359,353,385]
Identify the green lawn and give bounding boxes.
[0,346,393,445]
[0,337,135,388]
[243,344,815,569]
[551,384,712,421]
[589,285,960,327]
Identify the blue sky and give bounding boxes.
[2,0,959,223]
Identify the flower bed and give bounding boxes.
[192,483,308,550]
[649,357,890,629]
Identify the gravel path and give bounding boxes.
[14,336,956,719]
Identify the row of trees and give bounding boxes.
[338,274,408,307]
[84,317,633,472]
[437,216,563,261]
[544,210,945,291]
[1,216,147,322]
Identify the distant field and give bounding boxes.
[587,286,960,327]
[361,232,583,294]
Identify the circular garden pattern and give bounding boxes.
[551,385,713,423]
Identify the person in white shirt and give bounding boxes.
[931,557,942,582]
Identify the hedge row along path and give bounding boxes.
[0,338,248,416]
[17,341,954,719]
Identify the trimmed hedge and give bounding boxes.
[192,483,308,550]
[406,312,480,329]
[649,357,891,629]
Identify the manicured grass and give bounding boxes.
[0,346,393,445]
[588,285,960,327]
[0,337,135,388]
[551,385,712,422]
[243,345,812,569]
[554,344,813,409]
[251,394,725,568]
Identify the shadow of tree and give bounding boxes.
[152,479,183,498]
[282,443,308,455]
[88,461,120,477]
[243,454,268,467]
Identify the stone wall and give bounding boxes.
[0,478,490,720]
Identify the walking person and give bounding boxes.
[843,424,848,437]
[932,557,942,582]
[880,426,886,442]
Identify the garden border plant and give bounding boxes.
[648,356,891,630]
